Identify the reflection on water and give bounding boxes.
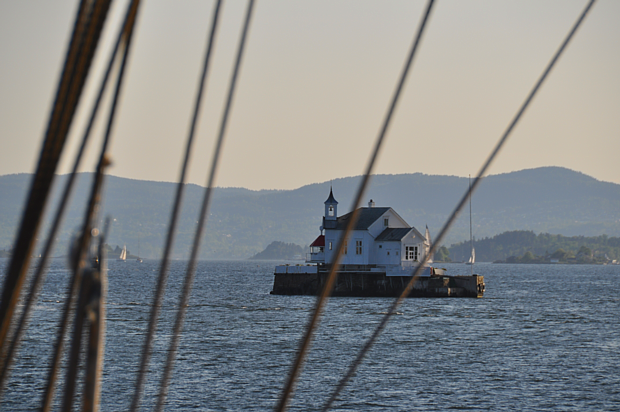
[2,260,619,411]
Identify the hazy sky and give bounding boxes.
[1,0,618,190]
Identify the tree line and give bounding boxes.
[441,230,620,263]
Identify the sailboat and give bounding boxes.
[424,225,433,264]
[466,175,475,266]
[136,238,143,263]
[467,247,475,265]
[118,245,127,262]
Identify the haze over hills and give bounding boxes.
[0,167,619,260]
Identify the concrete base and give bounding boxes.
[271,271,485,298]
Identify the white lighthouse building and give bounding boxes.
[273,188,484,297]
[307,188,432,275]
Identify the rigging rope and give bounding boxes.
[0,0,598,409]
[41,1,143,410]
[129,1,224,410]
[275,1,436,410]
[0,0,110,368]
[154,1,256,410]
[0,0,138,395]
[321,1,596,409]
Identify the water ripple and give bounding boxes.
[1,260,619,411]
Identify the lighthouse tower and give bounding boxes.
[323,188,338,229]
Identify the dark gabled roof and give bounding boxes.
[334,207,390,230]
[309,235,325,247]
[324,188,338,204]
[375,227,413,241]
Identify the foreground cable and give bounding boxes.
[40,1,142,409]
[129,1,224,411]
[275,1,436,411]
[0,0,110,377]
[0,0,134,394]
[322,1,596,409]
[154,1,256,411]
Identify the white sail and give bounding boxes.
[468,247,475,264]
[424,225,433,264]
[466,175,475,268]
[119,245,127,261]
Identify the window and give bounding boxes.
[328,205,334,216]
[406,246,418,261]
[355,240,362,255]
[379,245,382,249]
[329,242,332,250]
[387,251,390,256]
[395,251,399,256]
[384,217,389,227]
[343,240,348,255]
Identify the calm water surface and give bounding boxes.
[2,260,619,411]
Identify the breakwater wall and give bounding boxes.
[271,271,484,298]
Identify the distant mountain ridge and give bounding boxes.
[1,167,619,260]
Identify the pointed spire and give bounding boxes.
[324,186,338,204]
[324,186,338,222]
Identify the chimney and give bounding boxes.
[368,199,375,208]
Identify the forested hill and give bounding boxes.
[1,167,619,260]
[448,231,620,263]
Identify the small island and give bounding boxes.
[249,241,305,260]
[494,246,617,264]
[448,231,620,264]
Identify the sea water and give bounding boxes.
[1,260,619,411]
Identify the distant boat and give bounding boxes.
[466,247,475,265]
[424,225,433,264]
[465,175,475,267]
[136,236,143,262]
[118,245,127,262]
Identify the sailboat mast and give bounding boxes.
[469,175,473,275]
